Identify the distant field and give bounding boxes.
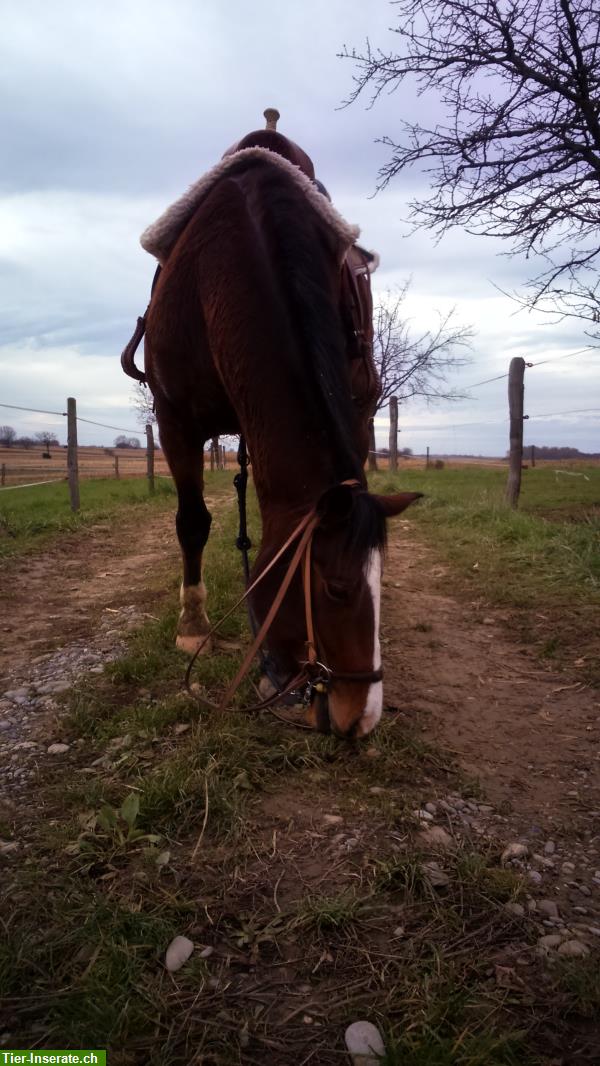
[0,444,238,488]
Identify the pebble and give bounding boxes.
[0,608,133,800]
[165,935,194,972]
[0,841,19,855]
[533,853,554,868]
[424,802,437,815]
[538,900,560,918]
[504,902,525,917]
[561,862,576,874]
[538,934,563,951]
[323,814,344,826]
[501,843,528,865]
[422,861,450,887]
[47,743,69,755]
[528,870,543,886]
[344,1020,385,1065]
[419,825,453,849]
[412,809,434,822]
[557,940,590,957]
[544,840,556,855]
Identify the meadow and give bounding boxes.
[1,462,599,1063]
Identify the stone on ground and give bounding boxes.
[344,1020,385,1064]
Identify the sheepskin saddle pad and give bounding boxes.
[139,146,377,270]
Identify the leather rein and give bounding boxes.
[185,462,383,731]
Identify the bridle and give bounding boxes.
[185,455,383,732]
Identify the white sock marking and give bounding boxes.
[357,549,383,737]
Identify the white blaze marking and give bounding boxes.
[357,549,383,737]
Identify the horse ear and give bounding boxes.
[317,483,357,525]
[372,492,423,518]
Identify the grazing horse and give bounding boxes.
[127,111,421,737]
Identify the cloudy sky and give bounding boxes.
[2,0,597,456]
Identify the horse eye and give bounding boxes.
[325,581,350,603]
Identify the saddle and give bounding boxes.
[122,110,377,385]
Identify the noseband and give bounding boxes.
[185,475,383,724]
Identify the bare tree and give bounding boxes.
[367,283,472,468]
[34,431,59,451]
[374,283,473,408]
[131,382,156,428]
[0,426,16,448]
[343,0,600,330]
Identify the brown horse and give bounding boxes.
[133,114,421,737]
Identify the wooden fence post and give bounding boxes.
[114,455,120,479]
[388,397,398,472]
[367,419,377,472]
[531,444,536,468]
[1,463,5,487]
[210,436,218,471]
[426,446,430,470]
[66,397,80,512]
[146,423,155,494]
[506,356,526,507]
[221,444,226,469]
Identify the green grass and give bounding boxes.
[372,465,600,605]
[0,469,238,559]
[372,464,600,680]
[0,476,174,557]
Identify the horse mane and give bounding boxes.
[253,162,366,485]
[248,164,389,561]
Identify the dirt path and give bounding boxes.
[383,520,600,829]
[0,507,180,680]
[1,507,598,830]
[0,500,597,859]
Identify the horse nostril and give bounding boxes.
[330,719,358,741]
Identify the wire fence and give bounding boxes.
[1,345,598,504]
[370,345,599,466]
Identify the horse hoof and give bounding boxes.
[176,634,213,656]
[257,675,278,700]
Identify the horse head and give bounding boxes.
[251,484,422,738]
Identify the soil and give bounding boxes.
[384,519,600,829]
[1,506,598,831]
[0,510,179,679]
